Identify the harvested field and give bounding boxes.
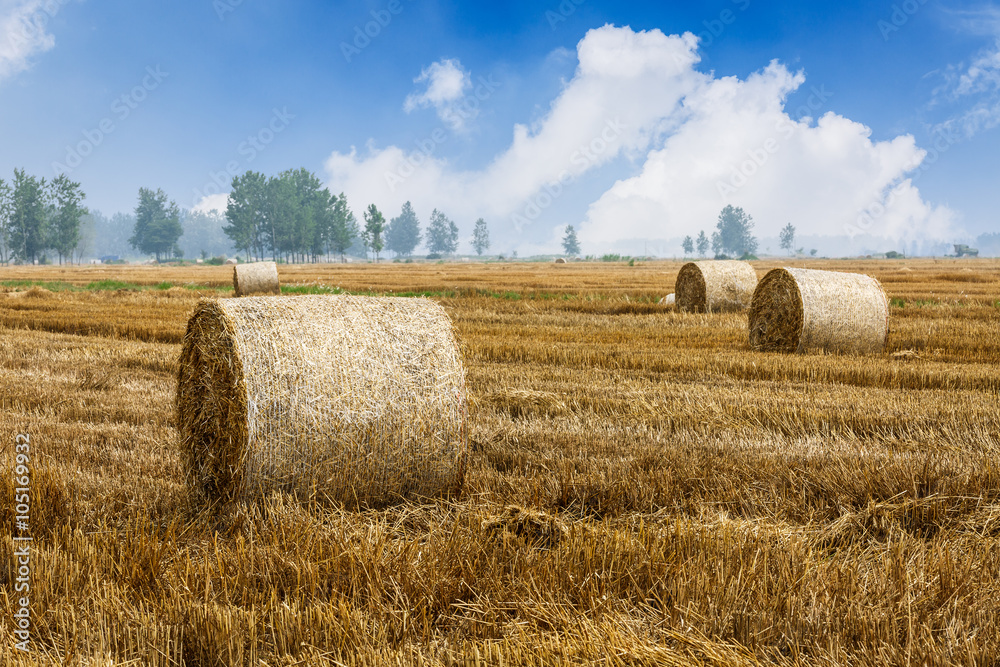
[1,258,999,666]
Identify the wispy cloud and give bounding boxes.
[931,8,1000,137]
[0,0,58,84]
[403,58,474,131]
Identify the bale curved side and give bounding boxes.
[676,261,757,313]
[233,261,280,296]
[177,294,468,508]
[749,267,889,354]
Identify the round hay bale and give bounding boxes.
[554,258,567,264]
[749,267,889,354]
[675,260,758,313]
[658,293,675,306]
[177,294,468,507]
[233,261,280,296]
[224,258,239,266]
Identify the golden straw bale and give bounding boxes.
[675,260,758,313]
[554,258,567,264]
[749,267,890,354]
[23,286,55,299]
[233,261,280,296]
[177,294,468,508]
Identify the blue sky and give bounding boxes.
[1,0,999,255]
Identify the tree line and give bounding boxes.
[682,206,807,259]
[1,166,496,265]
[219,168,490,262]
[681,205,761,259]
[0,169,87,265]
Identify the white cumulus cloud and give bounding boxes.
[581,60,955,248]
[324,24,955,255]
[0,0,57,84]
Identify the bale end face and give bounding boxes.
[748,269,803,353]
[177,300,250,506]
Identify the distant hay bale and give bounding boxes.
[177,295,468,508]
[675,261,758,313]
[233,261,280,296]
[554,258,567,264]
[658,293,675,306]
[224,258,238,266]
[749,267,889,354]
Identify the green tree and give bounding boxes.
[713,205,758,257]
[129,188,182,262]
[696,230,709,257]
[472,217,490,256]
[426,209,458,256]
[0,178,11,265]
[562,224,581,256]
[780,222,796,256]
[10,169,48,264]
[225,171,269,261]
[386,201,421,257]
[682,235,694,256]
[362,203,386,261]
[328,193,357,262]
[47,174,87,265]
[285,168,328,263]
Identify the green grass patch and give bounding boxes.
[154,281,173,290]
[0,280,78,292]
[280,284,344,295]
[85,280,142,291]
[890,297,906,308]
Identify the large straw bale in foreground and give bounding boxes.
[749,267,889,354]
[675,260,758,313]
[233,261,280,296]
[177,295,468,507]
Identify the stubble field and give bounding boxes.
[1,258,999,666]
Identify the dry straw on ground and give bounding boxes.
[233,261,280,296]
[675,260,758,313]
[177,294,468,507]
[749,267,890,354]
